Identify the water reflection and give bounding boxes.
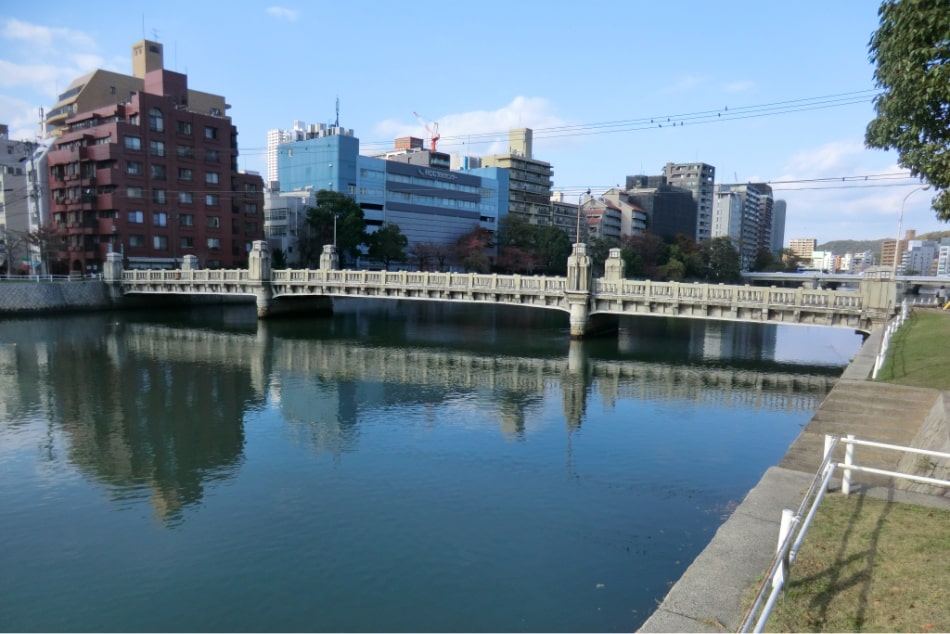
[0,306,847,526]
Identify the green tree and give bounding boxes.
[495,215,572,275]
[621,232,668,279]
[300,190,366,267]
[865,1,950,218]
[366,223,408,270]
[588,237,618,277]
[271,247,287,270]
[701,237,742,283]
[751,247,780,272]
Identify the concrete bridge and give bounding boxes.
[104,241,899,338]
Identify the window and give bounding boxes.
[177,120,192,135]
[245,222,258,233]
[244,202,258,214]
[178,167,193,181]
[150,164,166,180]
[205,171,219,184]
[127,186,143,199]
[177,145,194,159]
[180,236,195,249]
[153,212,168,227]
[127,210,144,223]
[152,189,166,204]
[206,193,219,207]
[124,136,142,150]
[178,191,193,204]
[148,107,164,132]
[153,235,168,250]
[179,214,194,227]
[129,234,145,247]
[205,149,219,163]
[244,183,259,193]
[207,237,221,249]
[129,114,139,126]
[126,161,143,175]
[204,126,218,140]
[207,216,221,228]
[149,140,165,157]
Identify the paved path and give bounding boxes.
[638,327,950,632]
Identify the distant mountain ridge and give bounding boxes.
[818,230,950,257]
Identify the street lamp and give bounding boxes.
[892,184,931,278]
[575,188,590,245]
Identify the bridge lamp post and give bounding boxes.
[892,184,931,279]
[575,188,590,245]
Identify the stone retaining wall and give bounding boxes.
[0,281,112,314]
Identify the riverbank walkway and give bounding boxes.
[638,325,950,633]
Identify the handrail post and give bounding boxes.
[843,434,855,495]
[824,434,835,491]
[774,509,795,589]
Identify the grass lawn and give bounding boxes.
[875,308,950,390]
[760,494,950,633]
[745,308,950,632]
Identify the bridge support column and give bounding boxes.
[181,254,198,271]
[248,240,274,318]
[604,247,626,282]
[859,270,898,330]
[103,252,125,302]
[566,243,593,338]
[320,244,339,270]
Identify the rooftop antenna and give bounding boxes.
[334,96,339,128]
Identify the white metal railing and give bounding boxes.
[739,434,950,632]
[872,299,910,379]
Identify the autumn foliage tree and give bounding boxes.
[455,226,495,273]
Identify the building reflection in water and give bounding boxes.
[0,308,847,524]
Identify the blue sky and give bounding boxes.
[1,0,944,245]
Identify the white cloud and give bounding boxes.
[723,80,754,93]
[1,17,97,50]
[372,96,568,156]
[267,6,300,21]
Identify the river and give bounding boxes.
[0,300,863,632]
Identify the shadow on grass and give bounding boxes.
[784,489,894,631]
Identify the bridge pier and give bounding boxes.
[249,240,274,318]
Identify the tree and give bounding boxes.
[271,247,288,270]
[366,223,408,270]
[409,241,439,271]
[299,190,366,267]
[621,232,668,279]
[495,215,571,275]
[865,1,950,218]
[588,237,618,276]
[455,226,494,273]
[700,237,742,283]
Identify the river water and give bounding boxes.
[0,300,863,632]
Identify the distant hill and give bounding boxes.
[818,230,950,257]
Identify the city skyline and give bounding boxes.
[1,1,945,245]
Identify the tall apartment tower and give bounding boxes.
[771,200,787,254]
[715,182,773,269]
[481,128,554,226]
[47,46,263,274]
[46,40,229,137]
[662,162,715,242]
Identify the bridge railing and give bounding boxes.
[273,269,567,293]
[594,280,862,311]
[122,269,250,283]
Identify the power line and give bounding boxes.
[235,89,880,158]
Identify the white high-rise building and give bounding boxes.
[266,120,309,185]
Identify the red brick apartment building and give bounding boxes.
[48,55,263,273]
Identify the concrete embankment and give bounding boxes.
[0,280,249,316]
[639,325,950,633]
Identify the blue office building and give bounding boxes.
[275,128,507,267]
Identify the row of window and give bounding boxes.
[125,210,258,231]
[147,107,219,140]
[124,136,222,162]
[126,161,220,183]
[129,235,220,250]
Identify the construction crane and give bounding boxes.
[413,111,440,152]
